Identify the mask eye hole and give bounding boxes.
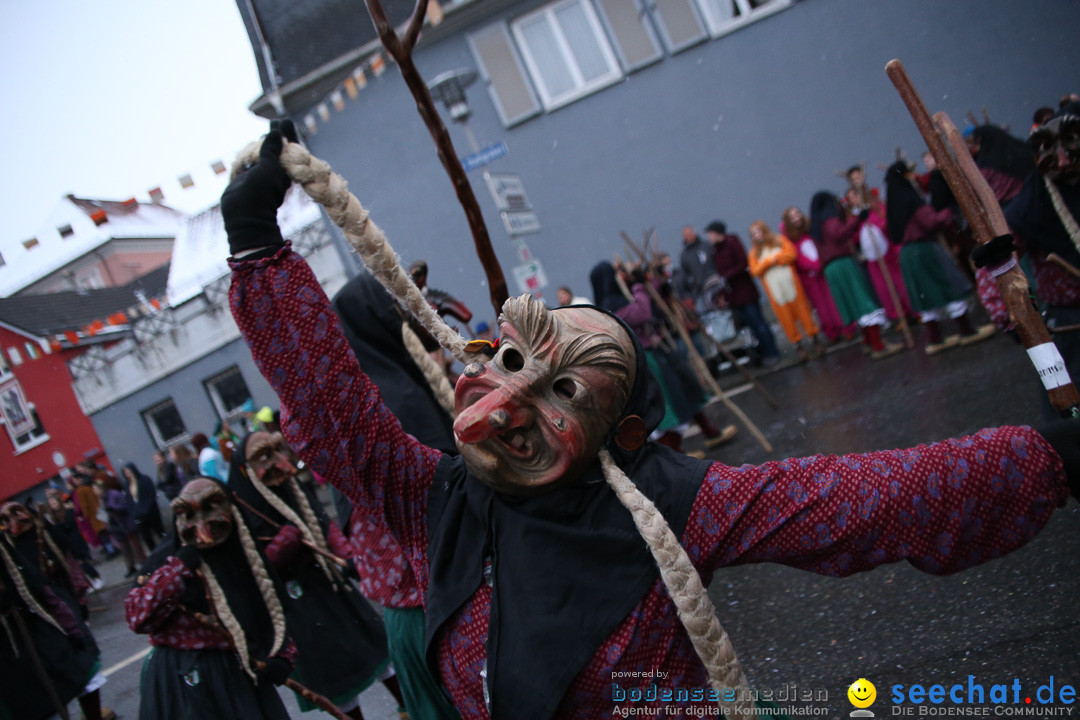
[501,347,525,372]
[553,378,577,400]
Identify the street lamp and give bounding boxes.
[428,68,481,152]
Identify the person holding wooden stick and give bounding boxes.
[221,121,1080,719]
[125,477,298,720]
[884,160,996,354]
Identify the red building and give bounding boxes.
[0,266,170,501]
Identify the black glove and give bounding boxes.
[69,633,87,652]
[343,557,360,580]
[179,576,207,610]
[1038,418,1080,498]
[257,656,293,686]
[175,544,202,571]
[221,119,299,256]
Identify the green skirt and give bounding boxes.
[824,257,881,325]
[900,240,972,312]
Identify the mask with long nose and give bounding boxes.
[172,478,233,549]
[0,502,33,537]
[453,295,635,495]
[245,431,298,487]
[1032,112,1080,185]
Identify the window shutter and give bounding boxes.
[594,0,663,71]
[650,0,707,52]
[468,23,542,127]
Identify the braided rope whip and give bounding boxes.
[600,449,752,715]
[232,138,747,709]
[1044,176,1080,257]
[233,140,471,365]
[401,322,458,417]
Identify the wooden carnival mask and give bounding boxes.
[453,294,635,495]
[1032,112,1080,185]
[172,478,233,549]
[0,501,32,537]
[244,431,298,487]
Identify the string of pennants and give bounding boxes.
[131,3,444,208]
[42,293,170,353]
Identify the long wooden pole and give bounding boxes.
[364,0,509,317]
[621,232,773,452]
[886,59,1080,416]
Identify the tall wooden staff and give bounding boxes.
[886,59,1080,416]
[364,0,509,317]
[621,232,774,452]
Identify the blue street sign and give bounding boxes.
[461,141,509,171]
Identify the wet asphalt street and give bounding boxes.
[68,328,1079,719]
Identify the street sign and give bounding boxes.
[485,173,530,212]
[512,260,548,295]
[502,210,541,235]
[461,141,509,171]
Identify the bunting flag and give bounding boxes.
[304,114,318,134]
[354,67,368,90]
[178,174,195,189]
[331,91,345,112]
[371,52,386,77]
[148,187,165,203]
[426,0,444,25]
[211,160,227,175]
[344,76,358,100]
[317,103,330,122]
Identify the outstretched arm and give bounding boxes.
[686,425,1075,578]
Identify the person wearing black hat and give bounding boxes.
[221,120,1080,719]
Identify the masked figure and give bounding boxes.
[1,500,91,619]
[125,477,296,720]
[228,431,403,719]
[222,122,1079,719]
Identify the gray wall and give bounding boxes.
[88,341,277,472]
[302,0,1080,325]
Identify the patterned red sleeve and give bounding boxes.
[683,426,1069,578]
[125,556,194,634]
[325,520,351,560]
[229,246,441,592]
[276,637,298,665]
[263,524,303,570]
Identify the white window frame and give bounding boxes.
[510,0,624,111]
[692,0,791,38]
[203,366,252,423]
[142,398,189,449]
[2,402,49,454]
[0,351,11,382]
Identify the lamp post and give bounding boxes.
[427,68,481,153]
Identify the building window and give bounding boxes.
[142,398,188,449]
[0,251,6,268]
[692,0,790,37]
[58,224,74,238]
[0,352,10,381]
[469,23,542,126]
[0,383,48,454]
[22,238,39,250]
[510,0,623,111]
[23,343,39,360]
[204,366,252,422]
[7,347,22,367]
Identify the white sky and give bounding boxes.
[0,0,268,246]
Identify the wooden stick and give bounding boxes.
[621,232,773,452]
[233,495,348,568]
[364,0,509,317]
[1047,253,1080,282]
[253,659,352,720]
[886,58,1080,415]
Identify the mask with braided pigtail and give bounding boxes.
[227,121,753,716]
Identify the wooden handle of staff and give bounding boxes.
[886,59,1080,415]
[252,659,352,720]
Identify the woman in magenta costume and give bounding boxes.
[782,205,847,344]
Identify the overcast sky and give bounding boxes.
[0,0,268,247]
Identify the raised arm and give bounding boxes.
[686,425,1074,578]
[223,121,441,562]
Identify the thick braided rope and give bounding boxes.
[232,504,287,658]
[1044,176,1080,256]
[401,322,458,417]
[233,141,470,365]
[0,540,65,636]
[598,449,752,716]
[286,477,342,587]
[35,518,76,590]
[240,467,335,585]
[201,563,255,680]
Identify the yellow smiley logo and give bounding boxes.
[848,678,876,708]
